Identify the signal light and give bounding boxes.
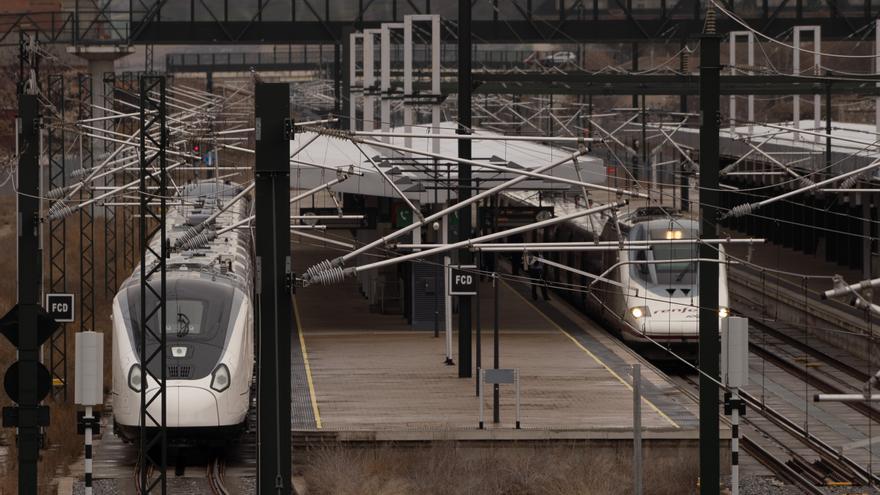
[193,144,200,153]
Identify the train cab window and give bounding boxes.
[648,224,698,286]
[168,300,206,336]
[650,243,698,286]
[126,278,235,347]
[629,222,698,286]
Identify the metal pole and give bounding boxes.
[699,23,722,495]
[515,368,521,429]
[479,369,484,429]
[458,0,473,379]
[731,388,740,495]
[334,40,341,123]
[255,83,293,495]
[47,74,68,401]
[138,74,167,495]
[444,254,453,365]
[641,94,647,187]
[826,74,832,169]
[475,254,482,396]
[633,364,643,495]
[15,88,42,495]
[84,405,93,495]
[493,270,500,424]
[631,42,639,108]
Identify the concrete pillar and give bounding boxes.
[67,46,134,156]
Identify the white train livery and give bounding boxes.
[111,180,254,445]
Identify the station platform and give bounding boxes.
[291,240,710,444]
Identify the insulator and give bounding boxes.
[839,173,864,190]
[174,223,206,248]
[47,201,75,220]
[45,184,73,200]
[178,229,216,250]
[303,259,334,281]
[301,125,353,141]
[724,202,756,219]
[798,176,815,188]
[309,266,346,286]
[681,52,690,73]
[704,5,716,34]
[70,167,92,178]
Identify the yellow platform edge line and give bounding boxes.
[293,296,323,429]
[507,282,680,429]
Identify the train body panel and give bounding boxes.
[111,180,254,445]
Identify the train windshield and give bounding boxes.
[125,278,235,347]
[630,223,699,286]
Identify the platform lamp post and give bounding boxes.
[699,9,722,495]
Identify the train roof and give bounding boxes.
[121,180,253,294]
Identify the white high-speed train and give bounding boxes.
[111,180,254,445]
[593,208,729,359]
[503,193,729,361]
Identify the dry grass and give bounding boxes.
[302,443,700,495]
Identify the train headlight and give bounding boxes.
[719,307,730,318]
[664,230,684,240]
[128,364,143,392]
[630,306,650,319]
[210,364,230,393]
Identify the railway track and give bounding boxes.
[207,457,229,495]
[133,457,229,494]
[675,373,872,493]
[717,265,880,490]
[728,265,875,364]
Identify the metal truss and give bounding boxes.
[0,12,71,46]
[145,45,154,73]
[47,73,67,401]
[470,73,880,96]
[138,74,167,495]
[2,3,875,46]
[103,73,117,297]
[124,6,879,43]
[77,73,96,336]
[120,73,137,274]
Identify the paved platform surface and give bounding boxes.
[292,241,701,438]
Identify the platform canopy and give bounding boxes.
[289,122,606,204]
[676,121,880,177]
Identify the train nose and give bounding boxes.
[641,318,698,337]
[168,386,220,427]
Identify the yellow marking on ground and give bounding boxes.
[507,282,680,429]
[293,296,322,429]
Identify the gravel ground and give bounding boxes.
[73,477,216,494]
[72,479,119,495]
[239,476,256,494]
[728,475,880,495]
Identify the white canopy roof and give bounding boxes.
[290,122,606,204]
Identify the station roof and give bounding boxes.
[290,122,605,204]
[675,120,880,177]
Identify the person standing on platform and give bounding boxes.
[510,233,524,276]
[528,256,550,301]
